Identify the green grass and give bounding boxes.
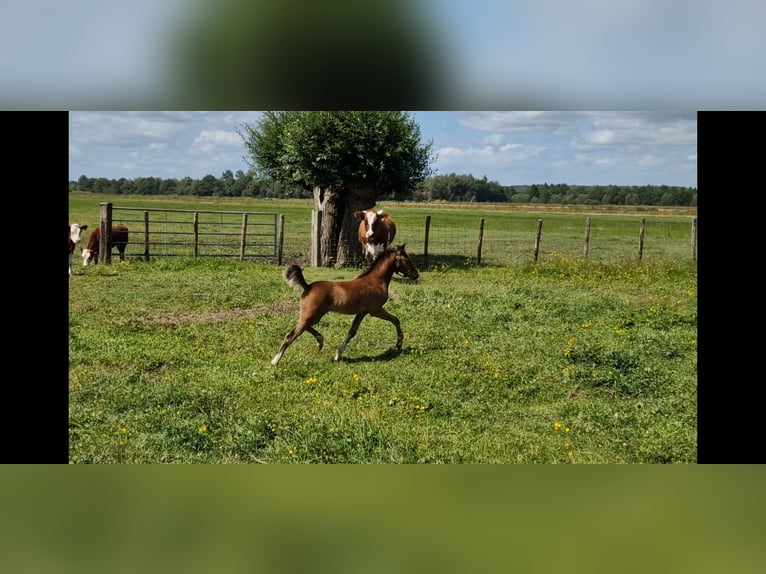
[69,193,698,266]
[69,241,697,463]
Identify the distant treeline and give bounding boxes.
[70,172,697,206]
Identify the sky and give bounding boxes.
[4,1,766,110]
[69,111,697,188]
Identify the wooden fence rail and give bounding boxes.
[93,202,697,268]
[98,203,281,263]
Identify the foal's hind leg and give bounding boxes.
[271,324,324,366]
[271,327,301,366]
[307,327,323,351]
[370,308,404,350]
[334,313,367,362]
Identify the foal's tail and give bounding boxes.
[284,264,310,291]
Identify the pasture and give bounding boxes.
[68,194,697,463]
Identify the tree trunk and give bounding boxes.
[319,190,343,266]
[335,184,378,267]
[315,184,378,268]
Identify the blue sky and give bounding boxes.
[69,111,697,188]
[4,1,765,110]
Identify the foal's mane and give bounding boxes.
[357,247,398,278]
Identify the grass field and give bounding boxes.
[68,194,697,463]
[69,193,698,266]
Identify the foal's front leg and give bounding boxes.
[334,313,367,362]
[370,308,404,350]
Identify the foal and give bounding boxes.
[271,245,420,366]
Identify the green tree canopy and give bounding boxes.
[240,111,435,265]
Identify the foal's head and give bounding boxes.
[391,244,419,281]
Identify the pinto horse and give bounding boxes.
[354,209,396,265]
[271,244,419,366]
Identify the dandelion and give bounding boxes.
[567,451,573,458]
[565,427,570,433]
[288,448,295,456]
[581,321,592,329]
[305,376,318,385]
[463,339,470,346]
[352,373,360,382]
[198,425,207,434]
[553,422,562,431]
[120,427,128,434]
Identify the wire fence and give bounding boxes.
[94,203,697,268]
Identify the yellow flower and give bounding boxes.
[352,373,360,382]
[553,422,562,431]
[198,425,207,434]
[120,427,128,434]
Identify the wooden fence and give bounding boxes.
[302,210,698,268]
[95,203,283,264]
[418,215,697,266]
[93,202,697,268]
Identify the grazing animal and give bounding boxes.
[82,224,129,266]
[69,223,87,276]
[271,244,419,366]
[354,209,397,265]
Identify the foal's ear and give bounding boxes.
[353,211,364,219]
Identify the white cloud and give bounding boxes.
[455,111,585,133]
[481,134,504,146]
[586,130,617,145]
[190,130,242,154]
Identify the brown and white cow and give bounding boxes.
[69,223,87,276]
[354,209,397,265]
[82,224,129,266]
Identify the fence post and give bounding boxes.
[310,209,321,267]
[691,217,697,261]
[239,212,248,261]
[193,212,199,257]
[638,218,646,261]
[477,218,485,264]
[534,219,543,262]
[99,202,113,265]
[278,214,285,265]
[584,217,592,258]
[143,210,150,261]
[423,215,431,268]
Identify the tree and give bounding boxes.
[195,174,220,197]
[240,111,434,266]
[172,0,447,109]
